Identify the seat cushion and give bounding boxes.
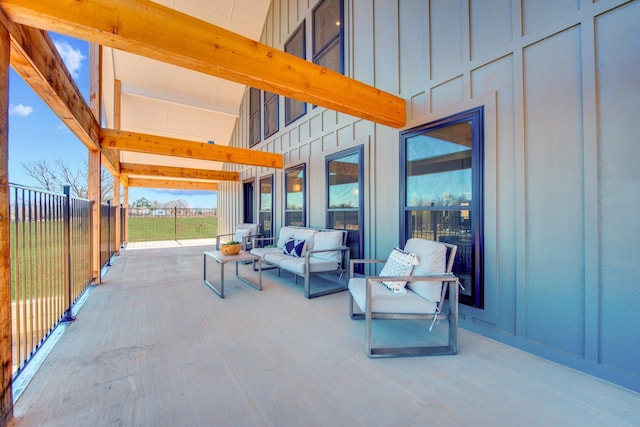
[403,238,447,302]
[348,277,438,314]
[279,257,338,274]
[311,230,343,262]
[250,247,281,259]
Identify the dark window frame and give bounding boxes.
[249,88,261,147]
[263,91,279,139]
[399,107,485,308]
[326,145,364,270]
[258,175,274,239]
[284,164,307,227]
[284,21,307,125]
[312,0,344,74]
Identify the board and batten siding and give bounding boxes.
[217,0,640,392]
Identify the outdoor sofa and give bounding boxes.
[250,226,349,298]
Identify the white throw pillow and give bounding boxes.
[234,228,250,243]
[379,248,419,293]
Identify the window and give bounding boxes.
[326,146,364,271]
[249,88,260,146]
[313,0,343,74]
[258,175,273,239]
[400,107,484,308]
[284,165,306,226]
[263,91,278,138]
[285,22,306,125]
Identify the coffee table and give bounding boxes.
[203,250,262,298]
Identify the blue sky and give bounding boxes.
[8,34,217,208]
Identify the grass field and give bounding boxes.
[127,216,218,242]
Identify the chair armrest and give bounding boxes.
[366,273,458,283]
[305,245,349,255]
[241,233,263,249]
[349,258,387,278]
[250,236,277,248]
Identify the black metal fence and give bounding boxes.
[127,207,217,242]
[9,184,94,377]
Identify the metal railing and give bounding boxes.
[100,201,118,268]
[127,207,217,242]
[9,184,94,377]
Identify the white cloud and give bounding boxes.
[53,40,85,78]
[9,103,33,117]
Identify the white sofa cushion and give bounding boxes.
[234,228,250,243]
[403,238,447,302]
[250,247,280,259]
[279,257,338,275]
[276,226,297,249]
[348,278,438,314]
[311,230,343,262]
[293,228,317,251]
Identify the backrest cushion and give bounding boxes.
[234,228,250,243]
[237,223,259,235]
[293,228,317,251]
[277,226,297,248]
[282,237,306,257]
[311,230,343,262]
[379,247,419,293]
[403,238,447,302]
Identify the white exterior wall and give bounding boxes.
[218,0,640,391]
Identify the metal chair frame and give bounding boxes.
[349,242,459,357]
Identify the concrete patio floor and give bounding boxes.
[9,240,640,426]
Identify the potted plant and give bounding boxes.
[220,241,242,255]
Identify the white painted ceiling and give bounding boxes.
[101,0,272,179]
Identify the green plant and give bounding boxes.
[223,241,241,245]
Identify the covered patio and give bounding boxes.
[10,241,640,426]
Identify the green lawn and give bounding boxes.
[127,216,218,242]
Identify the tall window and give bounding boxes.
[249,88,260,146]
[285,22,306,125]
[263,91,278,138]
[284,165,306,226]
[259,175,273,239]
[327,146,364,270]
[313,0,343,73]
[400,107,484,308]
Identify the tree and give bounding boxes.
[22,158,113,202]
[131,197,157,209]
[160,199,191,209]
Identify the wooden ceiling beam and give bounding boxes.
[127,177,218,191]
[121,163,239,182]
[0,16,120,173]
[100,129,283,169]
[0,0,406,128]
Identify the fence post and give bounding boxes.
[62,186,75,322]
[174,206,177,241]
[107,199,112,266]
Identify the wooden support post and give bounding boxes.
[123,185,129,243]
[0,23,13,425]
[113,175,120,254]
[88,150,101,282]
[88,42,102,281]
